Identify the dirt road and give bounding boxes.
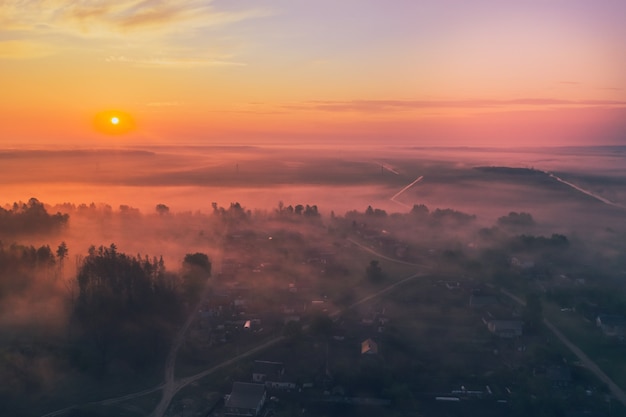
[150,278,213,417]
[500,289,626,406]
[43,235,432,417]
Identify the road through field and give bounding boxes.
[150,275,213,417]
[348,241,626,408]
[546,172,625,210]
[390,176,423,208]
[500,289,626,407]
[148,251,425,416]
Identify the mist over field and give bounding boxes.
[1,145,626,417]
[2,145,625,218]
[2,145,624,332]
[3,0,626,414]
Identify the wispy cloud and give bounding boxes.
[2,0,268,33]
[0,40,54,59]
[0,0,269,61]
[105,55,246,68]
[285,98,626,113]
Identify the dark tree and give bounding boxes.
[498,211,535,227]
[366,260,384,283]
[183,253,211,274]
[0,243,60,297]
[0,198,68,235]
[36,245,55,267]
[310,313,333,339]
[155,203,170,215]
[182,252,212,301]
[365,205,387,217]
[410,204,429,217]
[430,208,475,225]
[283,320,302,340]
[73,245,181,375]
[56,241,68,264]
[304,204,320,217]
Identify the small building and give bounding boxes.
[224,382,266,417]
[596,314,626,338]
[510,257,535,270]
[361,338,378,355]
[252,361,297,390]
[252,361,284,384]
[487,320,523,338]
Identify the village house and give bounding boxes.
[546,365,572,388]
[224,382,267,417]
[596,314,626,338]
[361,338,379,355]
[251,360,297,390]
[510,257,535,270]
[485,319,523,338]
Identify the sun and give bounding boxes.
[94,110,135,135]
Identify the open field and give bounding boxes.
[1,146,625,224]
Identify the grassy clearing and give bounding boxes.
[543,302,626,391]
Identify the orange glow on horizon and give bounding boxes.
[94,110,135,135]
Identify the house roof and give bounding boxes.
[597,314,626,327]
[225,382,266,410]
[361,338,378,354]
[252,360,283,377]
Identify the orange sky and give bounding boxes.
[1,0,625,147]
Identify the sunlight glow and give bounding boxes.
[94,111,135,135]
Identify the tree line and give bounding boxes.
[0,198,68,235]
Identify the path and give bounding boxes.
[347,238,428,268]
[149,262,425,416]
[500,289,626,406]
[378,162,400,175]
[42,244,427,417]
[41,276,212,417]
[150,277,213,417]
[348,243,626,408]
[546,172,625,210]
[338,272,424,316]
[390,176,423,208]
[41,385,164,417]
